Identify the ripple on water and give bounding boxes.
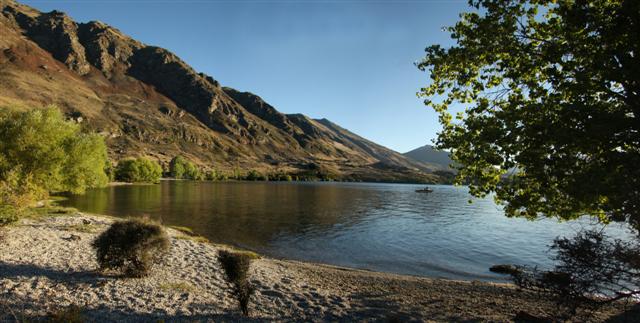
[61,181,635,281]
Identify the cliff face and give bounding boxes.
[0,0,447,183]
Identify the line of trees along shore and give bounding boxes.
[109,155,335,184]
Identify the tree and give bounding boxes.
[183,161,202,180]
[169,155,201,180]
[115,157,162,183]
[169,155,186,179]
[0,106,108,206]
[418,0,639,228]
[245,170,266,181]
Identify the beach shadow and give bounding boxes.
[1,299,296,323]
[0,262,103,286]
[604,302,640,323]
[343,291,434,322]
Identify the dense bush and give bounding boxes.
[92,219,170,277]
[0,205,20,226]
[218,250,256,316]
[115,157,163,183]
[169,155,202,180]
[245,170,268,181]
[169,156,186,179]
[0,107,108,206]
[104,162,116,182]
[205,169,227,181]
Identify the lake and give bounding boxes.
[60,181,632,281]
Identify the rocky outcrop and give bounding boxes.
[2,5,90,74]
[223,87,295,134]
[76,21,141,77]
[127,46,225,125]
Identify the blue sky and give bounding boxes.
[22,0,470,153]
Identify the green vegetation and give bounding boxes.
[217,250,256,316]
[205,169,228,181]
[104,161,116,182]
[0,205,20,226]
[418,0,639,227]
[244,169,267,181]
[169,225,194,235]
[115,157,163,183]
[92,218,170,277]
[175,234,210,243]
[169,155,203,180]
[0,107,108,207]
[159,281,195,293]
[421,0,640,315]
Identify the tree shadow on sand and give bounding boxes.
[0,262,103,286]
[604,302,640,323]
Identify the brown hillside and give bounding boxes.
[0,0,447,183]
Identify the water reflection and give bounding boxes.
[61,181,633,281]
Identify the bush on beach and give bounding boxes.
[217,250,256,316]
[92,218,170,277]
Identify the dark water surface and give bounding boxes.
[61,181,632,281]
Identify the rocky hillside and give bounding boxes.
[0,0,446,183]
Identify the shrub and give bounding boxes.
[245,170,266,181]
[507,230,640,319]
[0,107,108,206]
[169,155,202,180]
[104,161,116,182]
[184,162,202,180]
[217,250,256,316]
[0,205,20,226]
[205,169,227,181]
[274,173,292,181]
[169,155,187,179]
[115,157,162,183]
[205,170,216,181]
[92,219,170,277]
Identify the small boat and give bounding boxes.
[415,187,433,193]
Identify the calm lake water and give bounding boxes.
[61,181,632,281]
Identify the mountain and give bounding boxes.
[0,0,446,183]
[403,145,453,170]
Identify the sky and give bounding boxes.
[21,0,471,153]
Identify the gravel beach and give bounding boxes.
[0,211,637,322]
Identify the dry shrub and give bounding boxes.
[92,218,169,277]
[218,250,256,316]
[509,230,640,319]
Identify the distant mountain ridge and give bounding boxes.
[403,145,453,170]
[0,0,449,183]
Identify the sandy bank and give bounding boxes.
[0,211,637,322]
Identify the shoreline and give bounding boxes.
[1,210,637,322]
